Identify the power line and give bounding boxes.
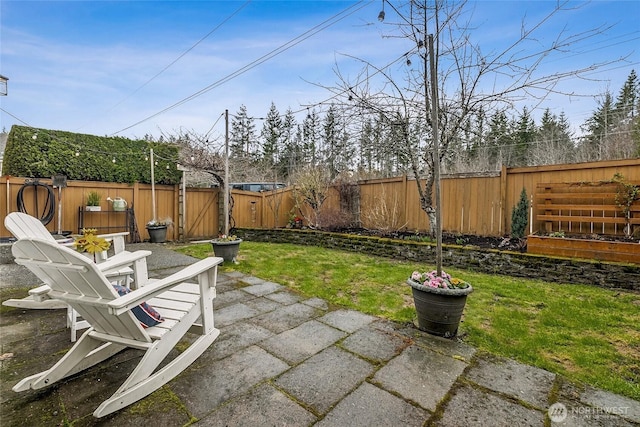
[75,1,251,133]
[110,1,372,136]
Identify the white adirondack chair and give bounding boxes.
[3,212,151,341]
[11,237,223,418]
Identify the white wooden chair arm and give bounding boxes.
[96,232,129,240]
[61,232,128,254]
[97,250,152,272]
[97,232,129,254]
[28,284,52,297]
[107,257,223,315]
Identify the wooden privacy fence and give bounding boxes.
[2,158,639,240]
[0,177,219,241]
[246,158,638,237]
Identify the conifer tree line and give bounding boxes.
[226,69,638,182]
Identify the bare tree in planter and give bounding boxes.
[323,0,622,240]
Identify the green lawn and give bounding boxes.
[176,241,640,401]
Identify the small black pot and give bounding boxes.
[211,239,242,262]
[146,225,167,243]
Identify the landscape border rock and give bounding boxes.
[235,228,640,292]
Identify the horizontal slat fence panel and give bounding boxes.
[506,160,640,236]
[535,181,640,236]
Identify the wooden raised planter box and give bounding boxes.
[527,235,640,264]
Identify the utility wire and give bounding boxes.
[119,1,251,107]
[75,1,251,133]
[110,1,372,136]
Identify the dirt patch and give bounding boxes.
[337,228,527,251]
[332,228,638,252]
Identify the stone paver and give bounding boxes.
[202,322,274,362]
[198,384,316,426]
[243,295,282,314]
[373,344,468,411]
[302,297,329,310]
[250,302,321,333]
[241,280,282,295]
[319,309,377,333]
[580,388,640,424]
[264,290,301,305]
[238,275,264,285]
[316,382,430,427]
[214,302,261,327]
[260,320,346,364]
[341,322,411,362]
[171,345,289,419]
[465,356,556,409]
[214,288,253,308]
[401,326,477,362]
[551,400,636,427]
[275,346,375,414]
[437,384,545,427]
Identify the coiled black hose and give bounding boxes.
[16,180,56,225]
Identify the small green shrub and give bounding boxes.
[511,188,529,238]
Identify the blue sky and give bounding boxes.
[1,0,638,142]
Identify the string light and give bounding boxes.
[12,124,184,173]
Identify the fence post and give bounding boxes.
[133,181,140,234]
[261,191,266,229]
[173,183,180,241]
[402,175,409,230]
[500,166,508,235]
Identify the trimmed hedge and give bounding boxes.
[3,125,182,185]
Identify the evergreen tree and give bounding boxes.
[302,109,321,165]
[513,107,536,166]
[279,108,298,178]
[485,111,511,167]
[511,188,529,238]
[358,119,374,173]
[260,102,282,167]
[229,105,257,159]
[531,108,574,165]
[469,107,487,160]
[322,105,340,176]
[614,69,638,122]
[372,113,385,172]
[581,92,614,160]
[334,124,355,175]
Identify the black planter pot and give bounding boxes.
[407,279,473,337]
[211,239,242,262]
[146,225,168,243]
